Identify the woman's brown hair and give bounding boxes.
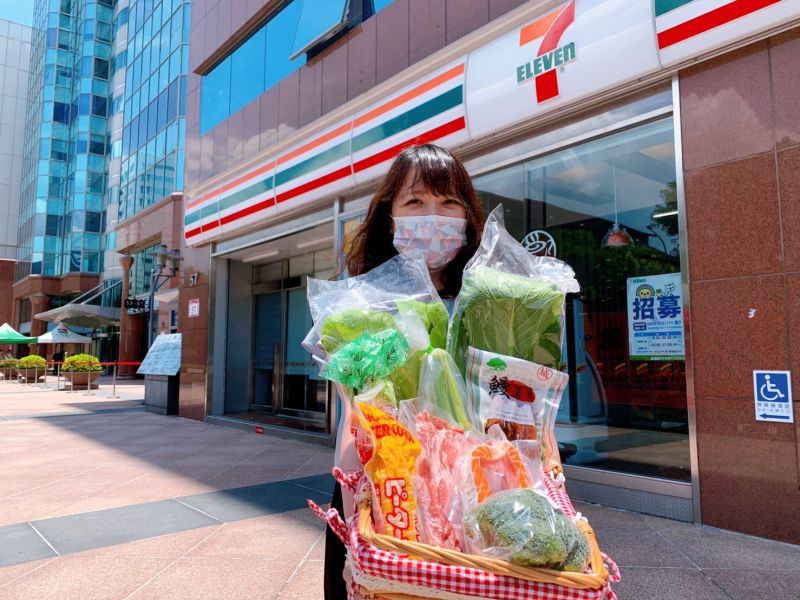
[345,144,485,298]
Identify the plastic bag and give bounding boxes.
[399,399,468,551]
[305,253,448,401]
[323,329,410,392]
[418,348,475,429]
[447,425,544,548]
[354,400,421,541]
[463,487,590,571]
[466,347,568,469]
[447,205,579,376]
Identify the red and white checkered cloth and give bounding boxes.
[308,469,620,600]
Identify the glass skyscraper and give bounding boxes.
[16,0,188,284]
[118,0,188,224]
[17,0,115,281]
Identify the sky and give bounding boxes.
[0,0,35,27]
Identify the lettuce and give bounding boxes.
[319,301,449,401]
[448,266,564,375]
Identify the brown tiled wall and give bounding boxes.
[680,29,800,544]
[183,0,529,191]
[0,260,14,327]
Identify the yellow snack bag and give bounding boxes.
[355,401,421,541]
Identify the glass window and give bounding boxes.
[266,1,306,89]
[472,116,688,481]
[200,56,231,135]
[289,0,347,58]
[93,57,109,80]
[230,26,266,115]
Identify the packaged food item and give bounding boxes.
[466,348,568,468]
[463,487,590,571]
[448,207,578,466]
[448,426,537,547]
[448,207,578,371]
[405,407,467,550]
[418,348,474,428]
[323,329,410,393]
[355,401,421,541]
[306,252,449,402]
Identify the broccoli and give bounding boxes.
[465,488,589,571]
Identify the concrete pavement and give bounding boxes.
[1,379,799,599]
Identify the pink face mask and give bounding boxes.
[392,215,468,270]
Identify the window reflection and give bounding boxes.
[474,116,689,481]
[199,0,397,135]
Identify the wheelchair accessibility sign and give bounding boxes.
[753,371,793,423]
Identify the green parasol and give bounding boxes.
[0,323,38,344]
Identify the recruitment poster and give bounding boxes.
[626,273,685,361]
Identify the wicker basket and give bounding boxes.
[357,502,609,590]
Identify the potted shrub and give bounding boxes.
[61,353,103,387]
[17,355,46,383]
[0,358,17,380]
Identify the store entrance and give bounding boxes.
[251,286,327,429]
[218,224,335,435]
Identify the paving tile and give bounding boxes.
[0,523,58,567]
[188,510,325,560]
[0,556,173,600]
[572,501,652,534]
[31,499,220,555]
[612,567,731,600]
[129,557,297,600]
[73,525,223,559]
[179,477,331,523]
[0,557,58,587]
[703,569,800,600]
[595,528,693,568]
[278,558,325,599]
[659,526,800,570]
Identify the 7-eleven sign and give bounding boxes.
[516,0,576,103]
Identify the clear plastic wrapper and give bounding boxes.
[448,206,579,467]
[418,348,475,429]
[463,487,590,571]
[447,425,544,549]
[448,204,579,372]
[400,399,469,551]
[466,347,568,469]
[354,400,421,541]
[306,253,448,401]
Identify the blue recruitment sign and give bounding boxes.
[752,370,794,423]
[626,273,685,361]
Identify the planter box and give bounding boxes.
[0,367,17,380]
[18,368,45,383]
[63,370,102,388]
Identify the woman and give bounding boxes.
[325,144,485,598]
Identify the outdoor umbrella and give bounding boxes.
[36,324,91,345]
[0,323,38,344]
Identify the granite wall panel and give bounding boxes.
[681,30,800,543]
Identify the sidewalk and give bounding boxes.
[1,382,799,599]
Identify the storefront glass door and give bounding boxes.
[473,116,690,481]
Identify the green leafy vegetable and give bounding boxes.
[419,348,472,428]
[319,302,449,401]
[324,329,410,392]
[320,309,396,356]
[448,266,565,374]
[397,299,449,349]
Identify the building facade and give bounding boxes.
[182,0,800,544]
[0,18,32,326]
[114,0,189,372]
[13,0,117,345]
[10,0,189,366]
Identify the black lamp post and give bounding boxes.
[147,244,183,349]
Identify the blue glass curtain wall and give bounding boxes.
[199,0,396,135]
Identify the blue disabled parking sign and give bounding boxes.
[753,371,794,423]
